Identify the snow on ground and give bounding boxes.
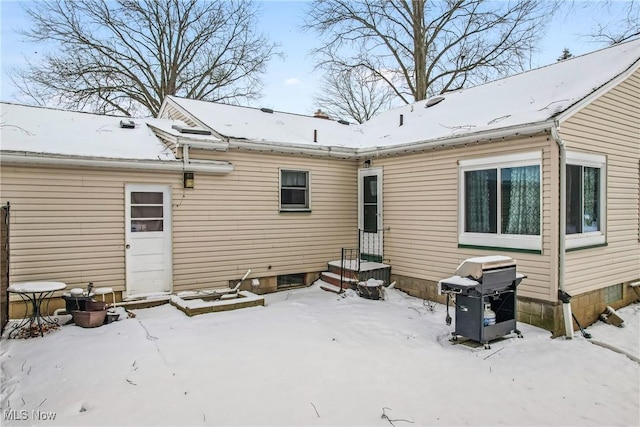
[1,284,638,426]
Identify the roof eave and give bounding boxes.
[227,138,357,159]
[356,121,554,158]
[555,56,640,125]
[0,150,234,174]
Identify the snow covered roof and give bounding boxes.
[0,103,178,160]
[162,96,360,148]
[164,38,640,150]
[2,39,638,162]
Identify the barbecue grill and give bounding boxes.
[439,255,525,348]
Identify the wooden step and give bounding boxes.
[320,271,357,289]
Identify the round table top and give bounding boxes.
[8,281,67,293]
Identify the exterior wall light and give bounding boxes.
[183,172,195,189]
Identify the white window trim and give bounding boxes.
[279,168,311,212]
[458,151,543,251]
[565,151,606,249]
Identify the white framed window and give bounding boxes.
[280,169,310,211]
[565,151,606,249]
[459,152,542,251]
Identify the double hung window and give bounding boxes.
[459,152,542,251]
[280,169,310,211]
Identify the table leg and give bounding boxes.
[8,291,60,338]
[34,291,60,336]
[8,293,32,338]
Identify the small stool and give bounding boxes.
[93,287,116,310]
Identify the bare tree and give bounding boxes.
[306,0,559,105]
[10,0,280,116]
[585,1,640,45]
[314,66,396,123]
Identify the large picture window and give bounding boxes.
[566,152,606,249]
[280,169,310,211]
[460,152,542,251]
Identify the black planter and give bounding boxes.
[62,295,90,314]
[357,283,383,300]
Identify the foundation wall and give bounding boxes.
[392,273,640,336]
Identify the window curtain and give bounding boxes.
[583,167,599,231]
[282,171,306,187]
[466,170,493,233]
[504,166,540,235]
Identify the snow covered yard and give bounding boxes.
[1,284,638,426]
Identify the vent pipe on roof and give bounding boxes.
[399,114,404,126]
[313,129,318,143]
[120,119,135,129]
[260,108,274,114]
[338,119,349,125]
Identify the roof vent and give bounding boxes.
[260,108,274,114]
[171,124,212,135]
[425,96,445,108]
[337,119,350,125]
[120,119,135,129]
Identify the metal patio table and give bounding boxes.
[7,281,67,338]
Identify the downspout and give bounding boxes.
[183,143,190,165]
[551,124,574,339]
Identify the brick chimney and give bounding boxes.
[314,109,330,120]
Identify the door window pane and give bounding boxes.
[363,175,378,233]
[130,191,163,232]
[364,205,377,233]
[131,220,163,232]
[131,192,163,204]
[131,206,163,219]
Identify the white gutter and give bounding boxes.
[219,122,553,160]
[551,124,573,339]
[357,121,553,158]
[0,151,234,174]
[179,140,229,151]
[228,139,356,159]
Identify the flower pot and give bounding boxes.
[85,300,107,311]
[71,310,106,328]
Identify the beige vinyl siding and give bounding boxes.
[560,68,640,296]
[0,165,179,291]
[172,150,357,291]
[1,152,357,294]
[375,135,557,301]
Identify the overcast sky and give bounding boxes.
[0,1,633,116]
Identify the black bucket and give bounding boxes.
[62,295,90,314]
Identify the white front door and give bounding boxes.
[125,184,172,297]
[358,168,383,262]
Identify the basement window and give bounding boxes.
[604,283,623,304]
[277,273,306,289]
